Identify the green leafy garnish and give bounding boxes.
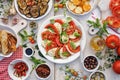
[62,52,69,57]
[70,41,76,49]
[19,32,27,42]
[50,19,55,24]
[74,31,80,37]
[62,23,69,28]
[30,56,46,74]
[66,17,72,23]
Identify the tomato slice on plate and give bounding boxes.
[67,42,80,53]
[45,42,57,51]
[45,24,59,35]
[66,21,76,35]
[55,19,64,25]
[105,16,120,28]
[112,6,120,18]
[41,31,57,41]
[55,47,61,59]
[109,0,120,11]
[55,36,63,47]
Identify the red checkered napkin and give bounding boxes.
[0,46,23,80]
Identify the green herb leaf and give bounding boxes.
[74,31,80,37]
[62,23,69,28]
[50,19,55,24]
[38,51,46,59]
[62,52,69,57]
[19,32,27,41]
[70,41,76,49]
[66,17,72,23]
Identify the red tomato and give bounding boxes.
[45,24,59,35]
[106,35,120,49]
[45,42,57,51]
[66,21,76,35]
[112,6,120,18]
[117,46,120,56]
[113,60,120,74]
[55,36,63,47]
[67,42,80,53]
[109,0,120,11]
[41,31,57,41]
[105,16,120,28]
[55,19,64,25]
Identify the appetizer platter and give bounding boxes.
[37,15,86,64]
[0,0,120,80]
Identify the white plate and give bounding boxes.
[8,59,31,80]
[66,0,95,15]
[14,0,53,20]
[37,15,86,64]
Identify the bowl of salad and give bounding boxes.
[37,15,86,64]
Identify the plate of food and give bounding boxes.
[66,0,95,15]
[37,15,86,64]
[0,20,27,58]
[8,59,31,80]
[14,0,53,20]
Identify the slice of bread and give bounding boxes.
[1,30,9,54]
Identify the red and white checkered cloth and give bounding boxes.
[0,46,23,80]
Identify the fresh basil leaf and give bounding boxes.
[62,52,69,57]
[66,17,72,23]
[50,19,55,24]
[70,41,76,49]
[62,23,69,28]
[74,31,80,37]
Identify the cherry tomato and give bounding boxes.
[112,6,120,18]
[55,36,63,47]
[67,42,80,53]
[105,16,120,28]
[45,42,57,51]
[58,4,64,8]
[117,46,120,56]
[45,24,59,35]
[109,0,120,11]
[113,60,120,74]
[106,35,120,49]
[55,19,64,25]
[30,39,35,44]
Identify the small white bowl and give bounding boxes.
[66,0,95,16]
[89,71,106,80]
[82,55,100,72]
[24,47,34,57]
[8,59,31,80]
[35,63,51,80]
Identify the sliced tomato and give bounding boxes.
[112,6,120,18]
[45,24,59,35]
[41,31,57,41]
[109,0,120,11]
[55,19,64,25]
[45,42,57,51]
[67,42,80,53]
[55,47,61,59]
[66,21,76,35]
[105,16,120,28]
[55,36,63,47]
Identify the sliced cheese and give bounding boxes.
[54,22,62,34]
[47,48,57,57]
[59,48,67,59]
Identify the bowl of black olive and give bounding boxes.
[83,55,100,72]
[89,71,106,80]
[35,63,51,80]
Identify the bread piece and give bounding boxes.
[1,30,9,54]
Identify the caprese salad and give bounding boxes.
[41,17,82,59]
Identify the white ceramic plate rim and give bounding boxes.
[66,0,95,15]
[8,59,31,80]
[37,15,86,64]
[14,0,53,20]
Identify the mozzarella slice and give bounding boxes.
[54,22,62,34]
[41,40,51,47]
[47,48,57,57]
[59,48,67,59]
[74,40,80,48]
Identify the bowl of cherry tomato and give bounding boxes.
[8,59,31,80]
